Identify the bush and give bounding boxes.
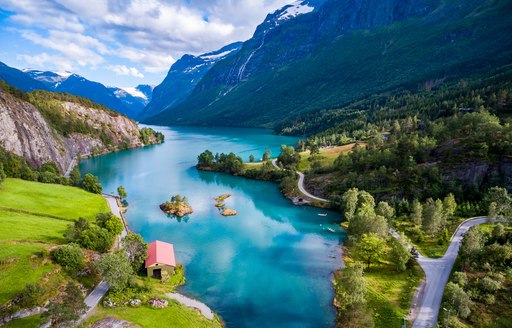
[81,173,102,194]
[80,225,114,253]
[52,243,84,274]
[16,283,45,308]
[95,252,134,291]
[96,212,124,235]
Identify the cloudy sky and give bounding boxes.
[0,0,292,87]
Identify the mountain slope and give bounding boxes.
[0,62,48,92]
[109,84,154,118]
[144,0,512,129]
[139,42,242,120]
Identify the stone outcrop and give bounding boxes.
[0,90,149,173]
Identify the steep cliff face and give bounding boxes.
[0,90,148,173]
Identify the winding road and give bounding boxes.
[271,159,329,202]
[411,217,490,328]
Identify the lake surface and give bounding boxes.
[79,126,345,328]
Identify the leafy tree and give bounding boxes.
[197,150,214,167]
[249,154,255,163]
[484,187,512,218]
[410,199,423,226]
[389,236,411,271]
[52,243,84,274]
[0,162,5,184]
[444,282,472,319]
[64,217,90,243]
[43,282,87,326]
[122,233,148,272]
[422,198,443,235]
[96,212,123,236]
[81,173,102,194]
[80,225,114,253]
[460,227,483,264]
[492,223,505,240]
[277,145,300,168]
[342,188,359,222]
[117,185,127,199]
[376,201,395,222]
[452,272,468,287]
[488,202,498,220]
[95,252,134,291]
[350,207,388,239]
[69,166,81,186]
[443,193,457,218]
[353,233,387,269]
[16,283,45,308]
[262,149,271,161]
[334,263,367,311]
[478,276,502,293]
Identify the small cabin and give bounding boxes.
[145,240,176,279]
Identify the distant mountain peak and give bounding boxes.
[275,1,315,21]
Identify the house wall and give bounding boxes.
[147,263,175,278]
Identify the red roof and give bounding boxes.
[145,240,176,268]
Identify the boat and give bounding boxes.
[327,228,335,233]
[318,213,327,217]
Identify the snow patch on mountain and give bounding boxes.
[200,49,238,61]
[277,1,314,21]
[119,87,148,100]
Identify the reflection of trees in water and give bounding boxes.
[166,214,190,223]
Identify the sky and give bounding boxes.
[0,0,293,88]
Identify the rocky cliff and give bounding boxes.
[0,89,153,173]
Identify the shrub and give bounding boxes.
[52,243,84,274]
[81,173,102,194]
[96,212,124,235]
[95,252,134,291]
[16,283,45,308]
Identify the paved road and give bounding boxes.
[166,293,215,320]
[63,157,77,178]
[412,217,489,328]
[271,159,329,202]
[103,194,127,238]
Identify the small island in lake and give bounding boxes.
[215,194,231,202]
[160,195,193,217]
[221,208,237,216]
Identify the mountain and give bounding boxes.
[139,42,243,121]
[144,0,512,130]
[0,62,48,92]
[109,84,154,118]
[0,80,162,173]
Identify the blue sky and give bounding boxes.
[0,0,291,87]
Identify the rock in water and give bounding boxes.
[221,208,237,216]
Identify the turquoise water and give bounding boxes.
[79,126,345,328]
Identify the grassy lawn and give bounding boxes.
[0,210,69,244]
[364,263,423,328]
[85,301,223,328]
[0,178,109,220]
[298,144,364,171]
[0,178,109,306]
[3,314,42,328]
[0,243,58,305]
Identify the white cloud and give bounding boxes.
[17,52,74,71]
[3,0,295,82]
[107,65,144,78]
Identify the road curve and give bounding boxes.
[412,217,489,328]
[271,159,329,202]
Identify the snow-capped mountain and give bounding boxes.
[22,69,148,118]
[139,41,242,120]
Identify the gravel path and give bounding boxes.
[166,293,214,320]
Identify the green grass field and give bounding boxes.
[0,178,109,306]
[0,178,109,220]
[297,144,363,171]
[3,314,42,328]
[365,264,423,328]
[85,301,223,328]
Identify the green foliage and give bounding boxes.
[139,127,164,145]
[69,166,81,186]
[43,282,87,326]
[484,186,512,218]
[15,283,45,308]
[122,233,148,273]
[352,233,388,269]
[196,150,243,175]
[334,263,367,311]
[117,185,127,199]
[249,154,255,163]
[277,145,300,169]
[389,236,411,272]
[81,173,103,194]
[0,162,5,185]
[96,212,123,236]
[52,243,84,274]
[95,252,134,291]
[65,217,114,253]
[444,282,472,319]
[262,149,271,162]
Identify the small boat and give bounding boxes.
[318,213,328,217]
[327,228,335,233]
